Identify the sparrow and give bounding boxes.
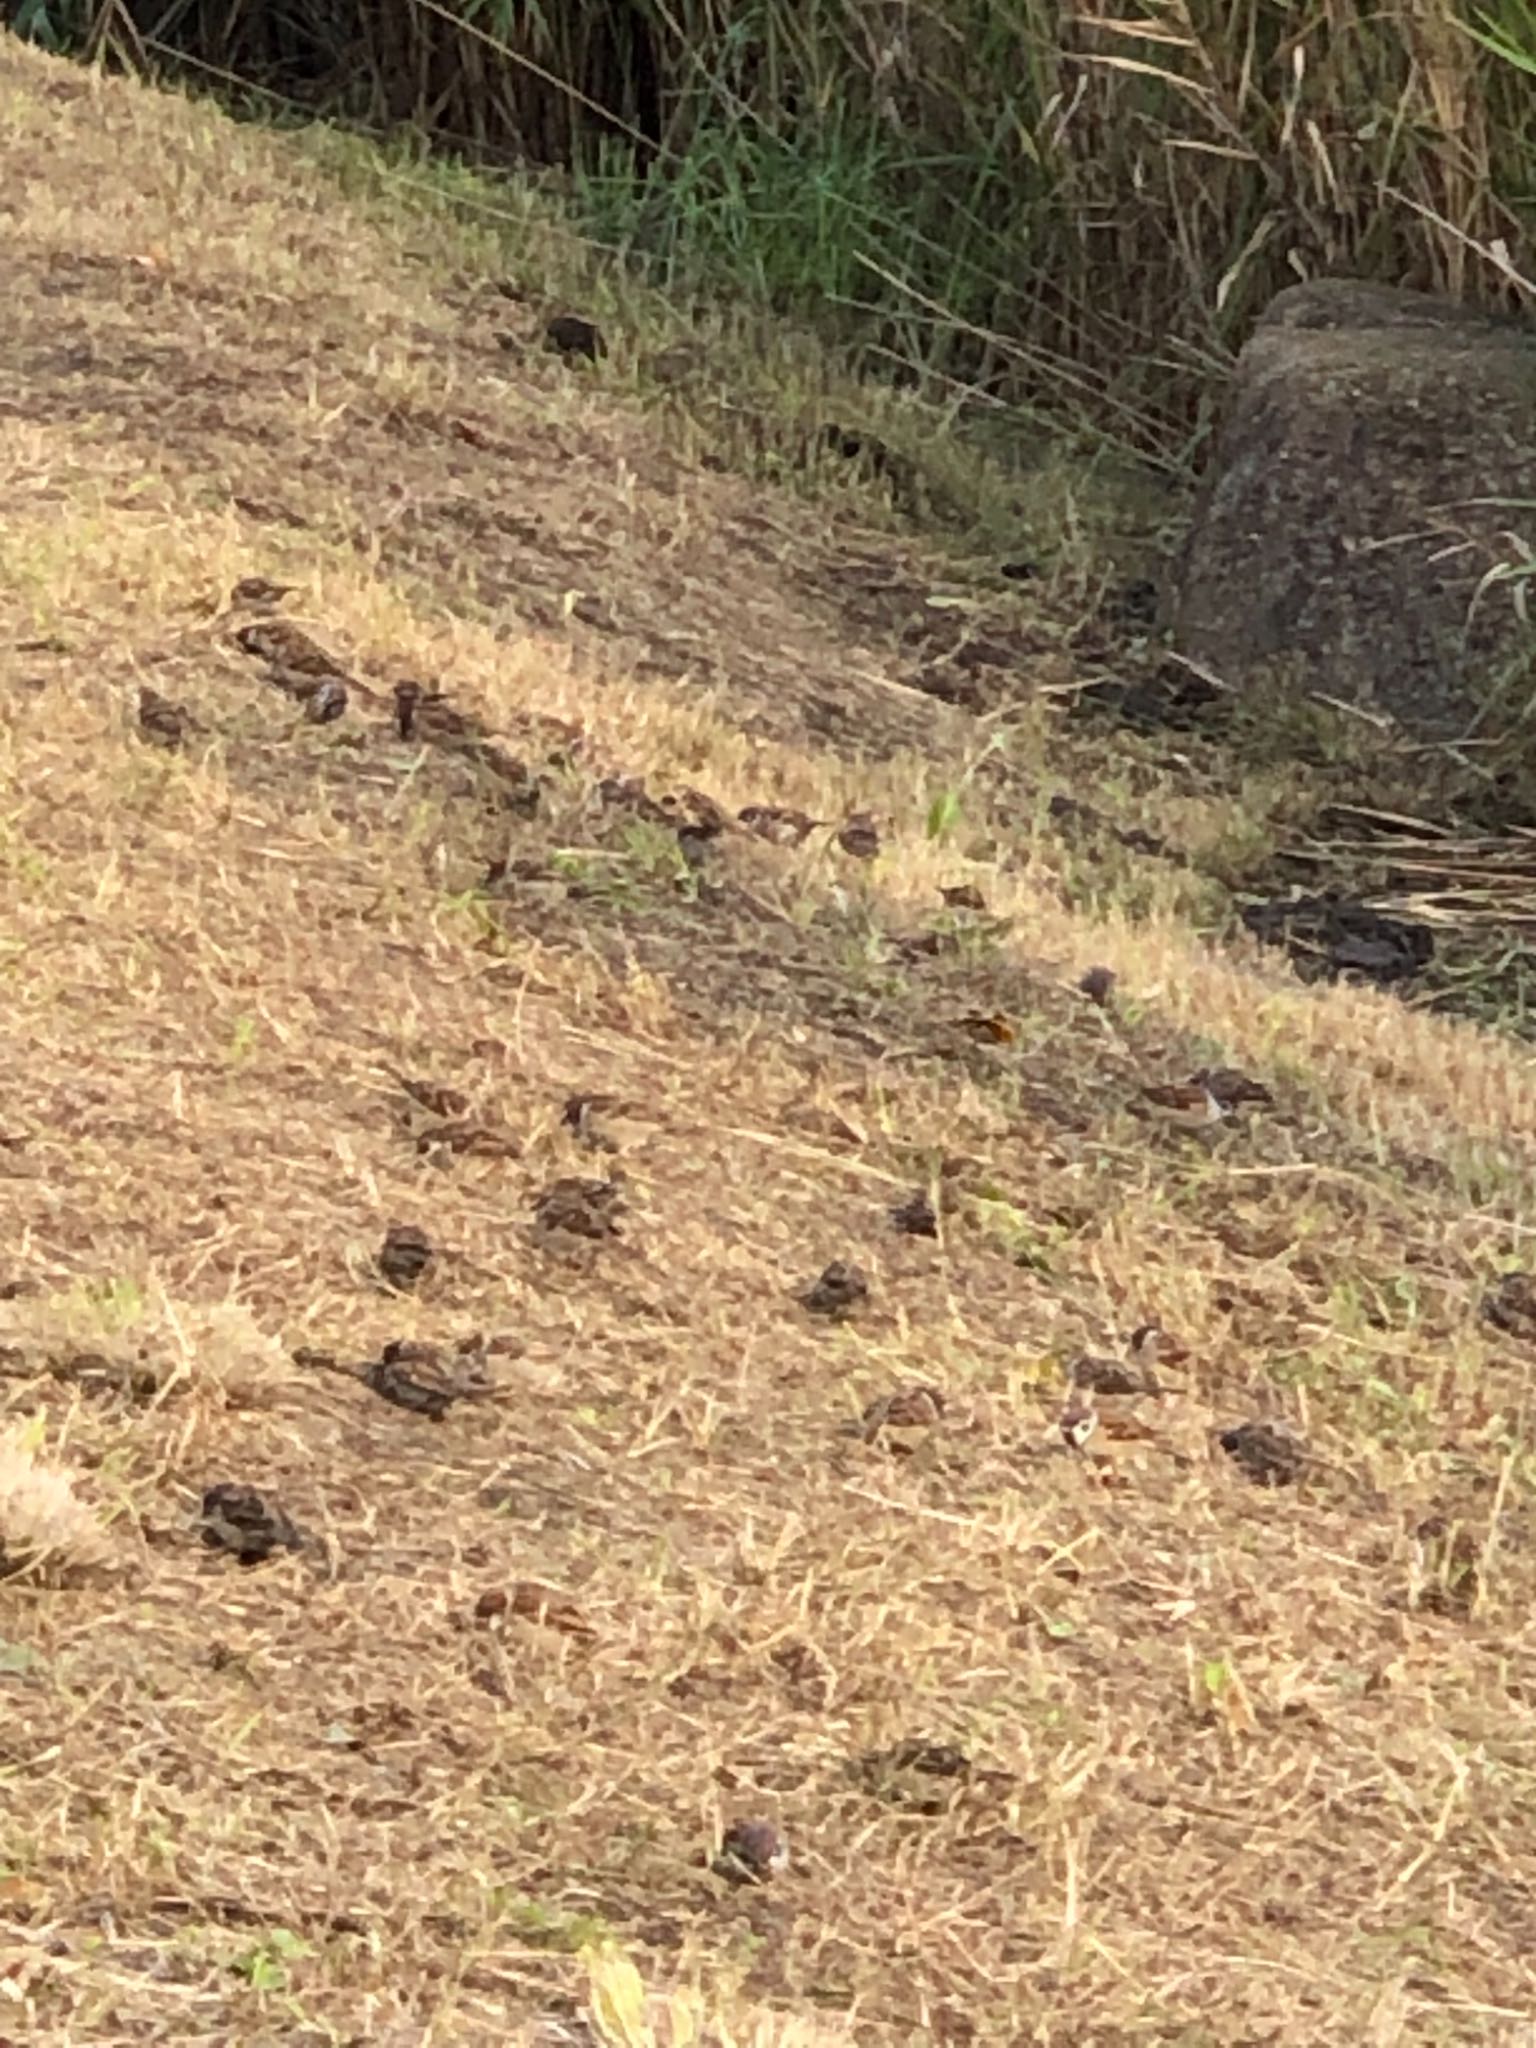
[1127,1321,1190,1372]
[1139,1080,1227,1131]
[857,1737,971,1811]
[415,1120,520,1161]
[304,677,348,724]
[456,743,541,818]
[393,680,423,740]
[396,1073,473,1121]
[940,883,987,911]
[391,683,519,773]
[1077,965,1117,1007]
[712,1819,788,1887]
[362,1341,486,1421]
[230,576,296,607]
[137,686,191,749]
[883,1736,970,1779]
[544,314,606,362]
[532,1174,625,1240]
[738,804,823,847]
[1216,1419,1306,1487]
[233,619,349,680]
[647,340,706,387]
[596,776,675,827]
[1481,1270,1536,1341]
[476,1581,597,1640]
[390,681,482,746]
[1058,1397,1099,1450]
[889,1189,938,1238]
[378,1223,434,1291]
[560,1092,620,1152]
[1191,1066,1274,1111]
[664,789,729,838]
[860,1383,945,1444]
[955,1012,1016,1045]
[1411,1515,1481,1616]
[835,813,881,860]
[675,823,715,872]
[798,1261,868,1320]
[1070,1352,1150,1398]
[200,1483,304,1563]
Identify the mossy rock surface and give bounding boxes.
[1176,279,1536,741]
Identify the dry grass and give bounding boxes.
[83,0,1536,458]
[3,37,1536,2048]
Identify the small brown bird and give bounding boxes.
[1059,1398,1099,1450]
[647,340,706,387]
[666,789,729,837]
[738,804,823,847]
[835,813,881,860]
[1128,1322,1189,1372]
[233,619,349,680]
[798,1261,869,1320]
[857,1736,972,1811]
[713,1819,788,1887]
[561,1092,629,1155]
[955,1012,1016,1045]
[362,1340,486,1420]
[231,575,296,607]
[889,1189,938,1238]
[378,1223,434,1292]
[1412,1515,1481,1617]
[1217,1419,1306,1487]
[1078,965,1117,1007]
[200,1483,303,1563]
[675,823,716,872]
[883,1736,970,1779]
[940,883,987,911]
[475,1580,597,1640]
[1070,1353,1150,1397]
[597,775,674,827]
[1191,1066,1275,1111]
[545,313,607,362]
[137,686,190,749]
[396,1073,472,1121]
[1481,1269,1536,1341]
[303,677,348,724]
[393,680,423,741]
[532,1174,625,1240]
[860,1383,945,1445]
[1071,1322,1184,1396]
[415,1120,520,1161]
[1139,1080,1227,1132]
[561,1090,616,1132]
[395,682,483,747]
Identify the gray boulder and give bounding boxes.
[1174,279,1536,740]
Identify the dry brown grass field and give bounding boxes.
[3,36,1536,2048]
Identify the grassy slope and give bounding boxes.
[2,37,1536,2048]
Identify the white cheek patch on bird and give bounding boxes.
[712,1819,789,1885]
[1059,1401,1099,1450]
[1139,1082,1228,1132]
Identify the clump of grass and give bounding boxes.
[0,1284,297,1410]
[583,1943,854,2048]
[0,1421,114,1579]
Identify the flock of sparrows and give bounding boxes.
[799,1197,1302,1481]
[183,583,1304,1900]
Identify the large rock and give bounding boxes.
[1174,280,1536,739]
